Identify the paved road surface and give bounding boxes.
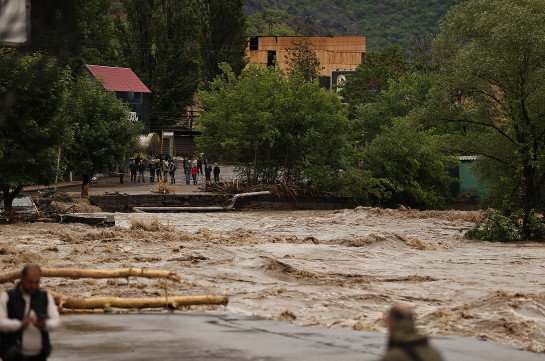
[49,312,544,361]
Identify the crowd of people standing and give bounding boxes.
[119,154,221,186]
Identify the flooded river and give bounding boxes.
[1,207,544,353]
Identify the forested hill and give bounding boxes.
[244,0,458,52]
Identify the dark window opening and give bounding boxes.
[267,50,276,68]
[249,37,259,50]
[361,52,366,64]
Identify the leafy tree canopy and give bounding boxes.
[197,63,349,183]
[284,37,323,83]
[0,50,71,212]
[431,0,545,237]
[340,45,407,118]
[63,77,142,195]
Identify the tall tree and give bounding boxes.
[0,50,71,214]
[433,0,545,237]
[117,0,202,127]
[26,0,118,72]
[197,63,348,183]
[340,45,407,118]
[284,37,323,83]
[63,77,142,197]
[201,0,248,82]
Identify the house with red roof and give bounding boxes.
[85,64,151,133]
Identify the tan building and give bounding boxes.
[247,36,366,77]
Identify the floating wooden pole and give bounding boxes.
[0,267,181,284]
[50,291,229,311]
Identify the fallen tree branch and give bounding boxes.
[50,291,229,311]
[0,267,182,284]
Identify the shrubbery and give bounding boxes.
[465,209,545,242]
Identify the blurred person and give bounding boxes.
[129,160,137,183]
[118,163,124,184]
[137,159,146,183]
[148,160,155,183]
[191,163,198,185]
[205,163,212,182]
[381,303,443,361]
[0,265,60,361]
[169,161,177,184]
[213,163,220,183]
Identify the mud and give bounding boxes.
[0,208,544,353]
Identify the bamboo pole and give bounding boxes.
[0,268,181,284]
[50,291,228,311]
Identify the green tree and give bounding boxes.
[116,0,202,126]
[354,72,437,143]
[364,117,456,209]
[0,50,71,214]
[339,45,407,118]
[27,0,118,73]
[201,0,248,82]
[433,0,545,237]
[63,77,142,197]
[197,63,348,183]
[284,37,323,83]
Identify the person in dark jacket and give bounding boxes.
[213,163,220,183]
[155,160,162,182]
[205,164,212,182]
[148,161,155,183]
[184,160,191,185]
[0,265,60,361]
[381,303,443,361]
[129,160,137,183]
[197,158,203,175]
[169,161,176,184]
[137,160,146,183]
[118,163,124,184]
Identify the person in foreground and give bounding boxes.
[0,265,60,361]
[382,303,443,361]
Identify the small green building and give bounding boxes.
[449,156,488,196]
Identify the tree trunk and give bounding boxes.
[0,267,182,284]
[81,173,91,197]
[50,291,228,311]
[1,185,23,216]
[521,164,536,239]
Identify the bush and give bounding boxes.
[465,209,545,242]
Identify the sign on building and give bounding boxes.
[128,112,139,123]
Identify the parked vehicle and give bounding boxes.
[0,193,38,215]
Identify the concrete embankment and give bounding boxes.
[89,192,354,212]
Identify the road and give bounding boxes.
[49,313,545,361]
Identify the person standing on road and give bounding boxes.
[191,163,198,185]
[197,158,203,175]
[205,163,212,182]
[213,163,220,183]
[0,265,61,361]
[185,161,191,185]
[162,159,169,181]
[169,161,176,184]
[148,161,155,183]
[118,163,124,184]
[155,160,162,182]
[129,160,137,183]
[381,303,443,361]
[137,159,146,183]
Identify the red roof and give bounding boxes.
[85,64,151,93]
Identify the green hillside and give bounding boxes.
[244,0,458,52]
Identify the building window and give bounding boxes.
[267,50,276,68]
[250,37,259,51]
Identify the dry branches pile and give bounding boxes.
[202,181,333,200]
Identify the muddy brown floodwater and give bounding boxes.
[1,207,544,353]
